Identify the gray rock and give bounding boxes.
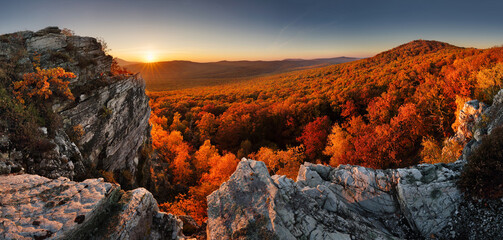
[27,33,67,52]
[208,159,409,240]
[207,159,468,239]
[0,27,151,183]
[0,174,183,240]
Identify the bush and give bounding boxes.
[458,126,503,199]
[61,28,74,37]
[420,136,442,164]
[67,124,85,144]
[0,87,55,157]
[99,170,117,184]
[111,58,133,76]
[13,67,75,104]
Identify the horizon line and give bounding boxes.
[118,55,369,64]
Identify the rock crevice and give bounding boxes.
[208,159,463,240]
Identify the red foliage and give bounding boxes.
[146,41,503,222]
[297,116,331,161]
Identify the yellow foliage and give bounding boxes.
[196,112,217,141]
[201,152,239,185]
[451,95,471,132]
[170,112,186,132]
[251,146,304,179]
[420,136,442,164]
[194,140,219,173]
[440,139,464,163]
[324,124,350,167]
[476,63,503,102]
[150,121,169,153]
[166,131,193,184]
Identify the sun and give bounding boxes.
[145,52,156,63]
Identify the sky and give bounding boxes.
[1,0,502,62]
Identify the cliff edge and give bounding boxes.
[0,27,151,185]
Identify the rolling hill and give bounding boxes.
[122,57,358,91]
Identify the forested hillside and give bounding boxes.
[147,40,503,223]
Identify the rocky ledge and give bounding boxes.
[208,158,503,240]
[0,174,183,240]
[208,159,461,239]
[0,27,151,183]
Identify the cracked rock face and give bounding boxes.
[0,27,151,181]
[0,174,183,240]
[207,159,464,240]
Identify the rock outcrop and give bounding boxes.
[207,94,503,240]
[208,159,464,239]
[452,100,486,144]
[0,27,151,182]
[0,174,183,240]
[0,27,183,239]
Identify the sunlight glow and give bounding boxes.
[145,52,156,63]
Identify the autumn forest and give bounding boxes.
[144,40,503,223]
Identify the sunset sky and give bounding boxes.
[1,0,502,62]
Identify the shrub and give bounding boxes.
[111,58,133,76]
[439,139,464,163]
[159,194,206,225]
[420,136,442,164]
[99,106,113,119]
[99,170,117,184]
[476,63,503,103]
[458,126,503,199]
[67,124,85,144]
[0,87,53,155]
[13,67,75,104]
[96,37,110,54]
[61,28,74,37]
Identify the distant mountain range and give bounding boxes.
[118,57,359,91]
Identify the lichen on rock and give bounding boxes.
[0,174,183,240]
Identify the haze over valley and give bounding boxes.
[120,57,358,91]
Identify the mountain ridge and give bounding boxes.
[123,57,359,91]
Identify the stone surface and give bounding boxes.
[0,174,183,240]
[27,33,67,52]
[0,27,151,182]
[207,158,467,239]
[452,100,486,144]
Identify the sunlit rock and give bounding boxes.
[0,174,183,240]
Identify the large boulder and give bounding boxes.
[207,159,465,239]
[0,174,183,240]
